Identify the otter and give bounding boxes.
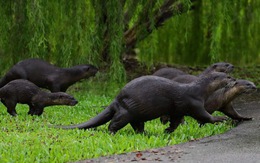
[0,79,78,116]
[153,62,234,80]
[0,58,98,92]
[152,67,187,79]
[52,72,235,134]
[172,62,234,83]
[160,79,257,124]
[205,79,257,120]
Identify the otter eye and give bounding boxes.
[225,64,229,67]
[83,66,90,71]
[213,65,217,68]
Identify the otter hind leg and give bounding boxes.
[220,103,252,121]
[164,116,184,133]
[130,122,144,133]
[2,99,17,116]
[108,109,132,134]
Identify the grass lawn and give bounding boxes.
[0,75,234,163]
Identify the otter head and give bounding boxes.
[211,62,234,73]
[231,79,257,95]
[80,64,99,79]
[206,72,236,94]
[51,92,78,106]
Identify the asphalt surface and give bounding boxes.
[78,92,260,163]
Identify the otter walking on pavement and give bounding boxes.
[205,79,257,121]
[0,58,98,92]
[0,79,78,116]
[160,79,257,124]
[52,72,235,134]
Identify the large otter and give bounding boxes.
[52,72,235,134]
[0,79,78,116]
[0,58,98,92]
[160,79,257,124]
[153,62,234,80]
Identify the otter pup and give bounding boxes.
[0,79,78,116]
[52,72,235,134]
[0,58,98,92]
[160,79,257,124]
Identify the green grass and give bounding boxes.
[0,78,234,163]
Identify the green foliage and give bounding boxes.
[0,80,233,163]
[138,0,260,66]
[0,0,259,80]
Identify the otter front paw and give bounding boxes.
[212,116,228,123]
[239,116,253,121]
[164,127,175,134]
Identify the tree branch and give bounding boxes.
[123,0,139,30]
[124,0,198,50]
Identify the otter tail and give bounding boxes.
[51,103,116,130]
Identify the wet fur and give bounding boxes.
[53,72,234,134]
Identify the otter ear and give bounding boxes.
[212,64,217,68]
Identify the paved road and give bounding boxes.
[79,92,260,163]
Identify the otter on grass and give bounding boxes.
[0,79,78,116]
[0,58,98,92]
[51,72,235,134]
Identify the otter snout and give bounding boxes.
[226,65,234,73]
[247,84,257,94]
[70,99,78,106]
